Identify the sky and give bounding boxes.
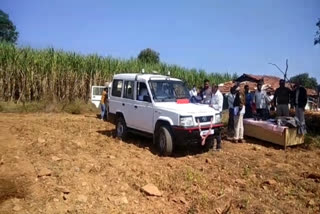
[2,0,320,82]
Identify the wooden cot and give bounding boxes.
[243,119,304,149]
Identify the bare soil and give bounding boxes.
[0,113,319,214]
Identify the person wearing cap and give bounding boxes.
[253,81,269,120]
[274,79,291,117]
[291,80,307,134]
[210,84,224,150]
[233,85,246,143]
[100,87,108,121]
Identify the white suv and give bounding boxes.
[108,73,224,156]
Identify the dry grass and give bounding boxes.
[0,100,98,114]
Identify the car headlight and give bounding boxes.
[215,113,222,123]
[180,116,194,127]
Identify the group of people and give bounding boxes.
[240,79,307,126]
[190,78,308,150]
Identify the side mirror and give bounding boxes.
[143,95,151,102]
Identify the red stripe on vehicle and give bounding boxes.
[176,99,190,104]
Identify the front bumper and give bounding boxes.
[172,123,224,145]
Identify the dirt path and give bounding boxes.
[0,113,319,214]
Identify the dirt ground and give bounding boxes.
[0,113,319,214]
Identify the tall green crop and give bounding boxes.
[0,42,235,102]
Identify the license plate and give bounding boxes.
[200,129,214,136]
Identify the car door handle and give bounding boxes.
[122,103,125,106]
[134,105,137,109]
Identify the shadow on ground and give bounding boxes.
[0,178,26,205]
[96,129,208,157]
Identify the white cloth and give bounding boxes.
[267,95,274,110]
[253,90,268,109]
[227,93,235,109]
[210,90,223,112]
[189,89,197,97]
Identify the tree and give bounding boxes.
[315,19,320,45]
[290,73,318,89]
[0,10,18,44]
[138,48,160,64]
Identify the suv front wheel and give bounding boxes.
[157,125,173,156]
[116,117,128,140]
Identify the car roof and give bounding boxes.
[113,73,182,82]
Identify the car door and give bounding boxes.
[109,79,124,115]
[131,82,154,133]
[91,86,105,108]
[122,80,136,128]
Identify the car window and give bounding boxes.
[137,82,150,102]
[123,81,134,99]
[149,80,189,102]
[111,80,123,97]
[92,87,105,96]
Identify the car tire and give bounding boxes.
[116,117,128,140]
[157,125,173,156]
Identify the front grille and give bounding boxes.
[195,116,213,123]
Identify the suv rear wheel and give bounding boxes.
[157,125,173,156]
[116,117,128,140]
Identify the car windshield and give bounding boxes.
[149,80,190,102]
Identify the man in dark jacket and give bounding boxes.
[244,85,253,118]
[274,79,291,116]
[291,80,307,133]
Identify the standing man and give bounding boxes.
[200,79,212,104]
[292,80,307,134]
[233,86,246,143]
[274,79,291,117]
[100,87,108,121]
[227,86,236,133]
[244,85,253,118]
[210,84,224,151]
[253,81,268,120]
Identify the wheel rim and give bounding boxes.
[159,130,166,151]
[117,122,124,136]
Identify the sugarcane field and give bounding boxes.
[1,2,320,214]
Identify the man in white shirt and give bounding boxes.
[189,85,197,97]
[253,82,269,120]
[210,84,224,112]
[210,84,224,150]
